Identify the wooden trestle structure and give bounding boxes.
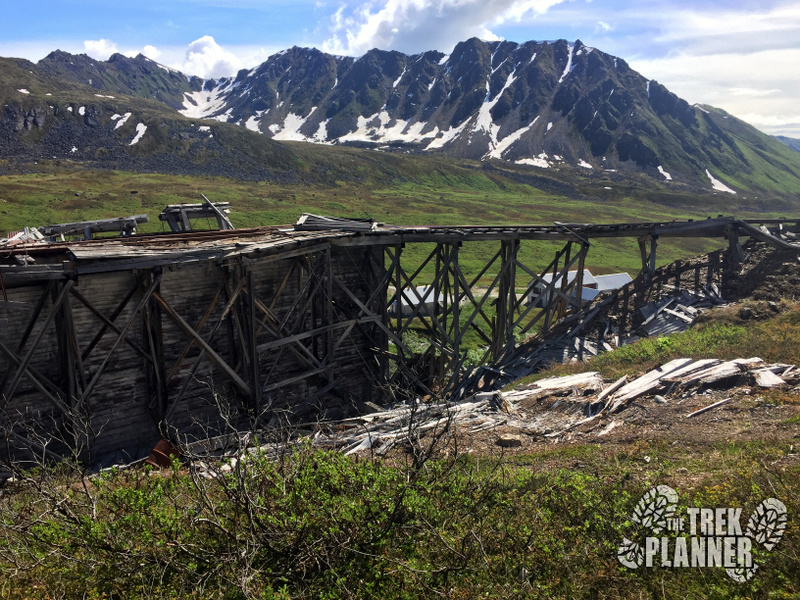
[1,215,797,463]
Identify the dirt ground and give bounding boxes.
[449,386,800,462]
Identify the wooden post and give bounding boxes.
[650,235,658,274]
[575,242,588,309]
[727,225,745,263]
[141,271,168,421]
[246,267,262,414]
[451,242,461,372]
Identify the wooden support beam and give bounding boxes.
[331,271,415,355]
[78,275,161,407]
[81,274,144,362]
[0,281,54,395]
[0,338,69,412]
[69,287,154,366]
[246,268,262,413]
[638,234,658,278]
[141,273,168,419]
[201,194,234,230]
[3,280,74,406]
[261,364,337,394]
[256,317,381,353]
[154,291,252,399]
[164,273,249,421]
[165,284,224,384]
[726,225,745,263]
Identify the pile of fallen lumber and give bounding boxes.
[185,357,796,474]
[460,284,728,397]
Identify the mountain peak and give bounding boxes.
[4,38,800,198]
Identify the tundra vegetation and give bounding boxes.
[1,307,798,599]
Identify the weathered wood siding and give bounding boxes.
[1,244,385,465]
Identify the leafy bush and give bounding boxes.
[2,441,798,599]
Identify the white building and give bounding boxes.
[389,285,445,316]
[528,269,632,306]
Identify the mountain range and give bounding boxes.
[2,38,800,201]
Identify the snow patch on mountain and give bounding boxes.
[272,108,318,141]
[129,123,147,145]
[244,110,267,132]
[314,119,330,142]
[474,68,518,156]
[516,153,551,169]
[426,120,469,150]
[658,165,672,180]
[113,112,131,130]
[559,44,575,83]
[212,108,233,123]
[181,82,233,119]
[705,169,736,194]
[485,117,538,160]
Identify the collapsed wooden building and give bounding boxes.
[1,215,798,465]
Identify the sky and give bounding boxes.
[2,0,799,137]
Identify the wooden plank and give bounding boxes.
[257,317,381,353]
[201,194,234,230]
[662,307,694,323]
[531,371,603,391]
[41,214,148,236]
[686,397,731,418]
[676,358,763,387]
[753,369,786,388]
[608,358,694,411]
[659,358,722,383]
[261,364,336,393]
[596,375,628,403]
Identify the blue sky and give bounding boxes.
[2,0,799,136]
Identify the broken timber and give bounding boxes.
[39,214,148,241]
[1,215,799,464]
[159,200,233,233]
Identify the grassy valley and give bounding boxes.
[2,141,790,278]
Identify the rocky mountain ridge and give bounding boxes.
[2,39,800,199]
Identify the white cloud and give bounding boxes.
[595,20,612,33]
[181,35,243,79]
[322,0,567,56]
[650,2,800,52]
[83,39,119,60]
[142,45,161,60]
[630,47,800,136]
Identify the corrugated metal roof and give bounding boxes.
[595,272,633,291]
